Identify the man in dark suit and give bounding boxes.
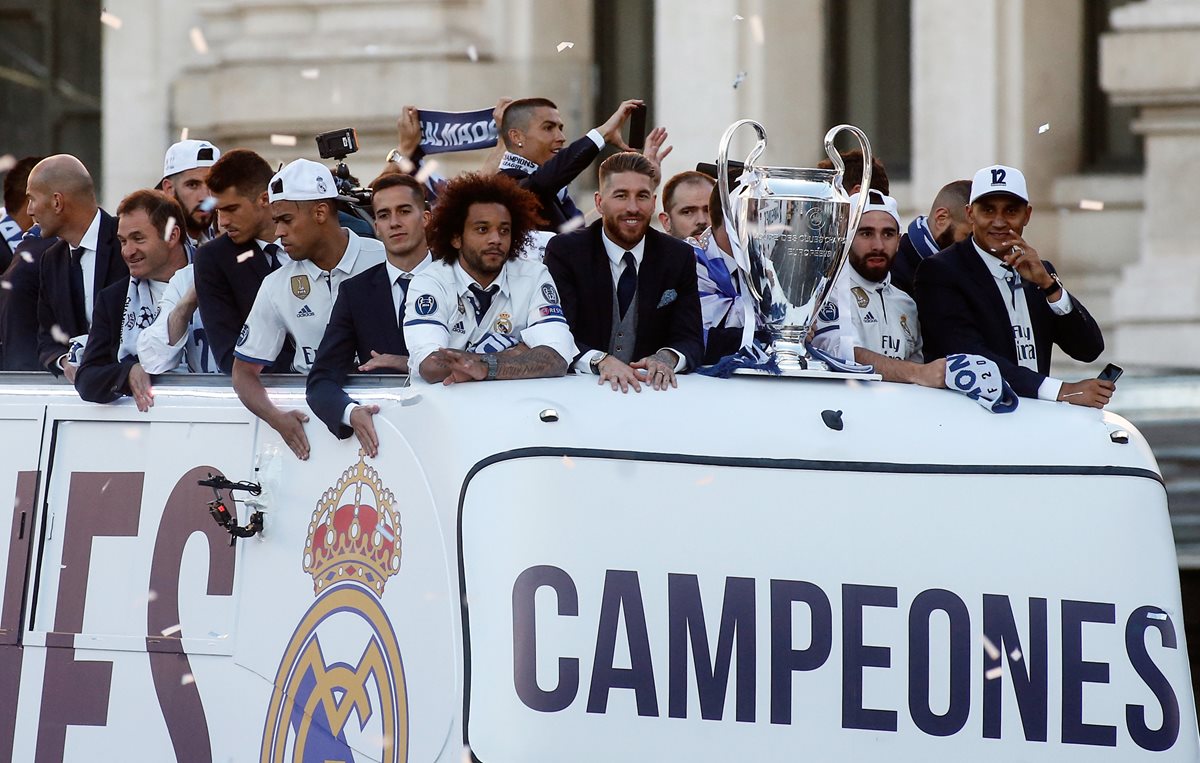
[194,149,292,373]
[915,164,1112,407]
[498,97,643,231]
[891,179,972,297]
[0,227,56,370]
[75,190,189,409]
[26,155,129,378]
[306,173,432,455]
[545,152,702,393]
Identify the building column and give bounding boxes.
[1105,0,1200,369]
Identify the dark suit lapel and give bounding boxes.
[249,240,272,280]
[959,238,1015,352]
[370,264,403,335]
[93,211,118,290]
[636,232,662,325]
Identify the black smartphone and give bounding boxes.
[1097,363,1124,383]
[628,105,647,150]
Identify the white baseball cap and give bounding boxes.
[162,139,220,179]
[851,189,902,229]
[969,164,1029,204]
[268,158,337,203]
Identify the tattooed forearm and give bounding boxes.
[495,344,567,379]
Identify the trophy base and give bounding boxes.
[732,367,883,381]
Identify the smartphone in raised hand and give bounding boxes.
[628,104,647,151]
[1098,363,1124,383]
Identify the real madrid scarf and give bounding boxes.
[117,278,167,362]
[906,215,940,260]
[499,152,573,207]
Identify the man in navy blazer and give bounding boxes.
[544,152,702,393]
[26,155,129,378]
[306,173,432,455]
[915,164,1112,407]
[498,97,643,231]
[194,149,293,373]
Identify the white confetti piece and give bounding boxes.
[0,154,16,173]
[160,623,182,637]
[179,127,189,141]
[982,634,1000,661]
[1038,123,1050,134]
[1078,199,1104,211]
[300,68,320,80]
[1148,611,1168,621]
[414,159,439,185]
[180,673,195,686]
[561,455,575,469]
[0,281,11,291]
[101,478,111,492]
[391,154,415,174]
[732,14,744,21]
[20,250,33,264]
[985,666,1003,681]
[100,11,123,29]
[189,27,209,55]
[732,71,748,89]
[557,216,585,234]
[1009,648,1022,662]
[270,134,298,147]
[163,216,177,242]
[199,196,217,212]
[50,324,69,344]
[749,15,764,44]
[236,251,255,264]
[462,745,473,763]
[466,45,479,63]
[331,86,342,105]
[696,475,714,486]
[556,41,574,53]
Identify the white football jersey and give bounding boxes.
[812,263,923,363]
[234,229,385,374]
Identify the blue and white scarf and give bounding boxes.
[906,215,941,260]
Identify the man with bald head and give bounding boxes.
[27,155,128,378]
[891,179,973,296]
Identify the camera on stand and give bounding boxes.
[315,127,375,229]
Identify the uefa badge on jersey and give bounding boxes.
[494,313,513,334]
[291,275,311,300]
[415,294,438,316]
[541,283,559,305]
[851,286,869,308]
[818,300,838,322]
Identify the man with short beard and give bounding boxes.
[403,173,576,386]
[160,139,221,250]
[811,191,944,387]
[544,152,702,393]
[890,179,972,296]
[75,190,189,409]
[658,170,713,240]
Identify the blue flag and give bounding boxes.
[418,108,499,154]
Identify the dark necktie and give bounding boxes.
[617,251,637,318]
[69,246,87,328]
[468,284,499,323]
[263,243,281,272]
[1002,266,1021,309]
[396,274,412,326]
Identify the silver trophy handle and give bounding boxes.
[823,124,873,258]
[716,119,768,247]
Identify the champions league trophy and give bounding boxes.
[717,120,873,375]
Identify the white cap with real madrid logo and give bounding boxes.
[268,158,338,203]
[162,139,220,179]
[969,164,1029,204]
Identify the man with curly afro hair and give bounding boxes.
[403,172,577,385]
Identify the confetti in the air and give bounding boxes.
[160,623,183,637]
[561,455,575,469]
[733,14,744,21]
[100,11,123,29]
[1079,199,1105,211]
[732,71,748,89]
[300,68,320,80]
[270,134,298,147]
[0,281,10,291]
[557,216,585,234]
[180,673,195,686]
[1010,648,1022,662]
[556,41,574,53]
[391,153,415,174]
[749,15,764,44]
[20,250,33,264]
[985,666,1003,681]
[583,206,602,225]
[50,324,69,344]
[462,745,473,763]
[236,251,255,264]
[467,45,479,63]
[0,154,16,173]
[1148,611,1168,621]
[199,196,217,212]
[696,475,715,486]
[414,159,440,185]
[163,216,177,242]
[982,634,1000,661]
[1038,123,1050,134]
[179,127,189,141]
[189,27,209,55]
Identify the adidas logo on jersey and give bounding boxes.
[452,322,466,334]
[862,311,877,323]
[296,305,316,318]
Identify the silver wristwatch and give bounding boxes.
[589,352,609,374]
[484,353,499,381]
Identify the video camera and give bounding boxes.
[315,127,374,229]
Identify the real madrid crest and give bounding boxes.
[493,312,513,334]
[851,286,870,308]
[900,313,914,340]
[261,453,409,763]
[291,274,311,300]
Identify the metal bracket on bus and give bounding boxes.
[198,473,266,546]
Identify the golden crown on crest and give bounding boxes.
[303,452,403,596]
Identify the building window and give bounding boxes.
[1083,0,1143,173]
[594,0,654,156]
[825,0,912,180]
